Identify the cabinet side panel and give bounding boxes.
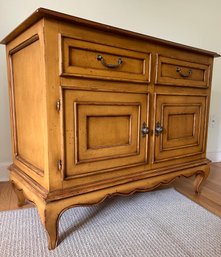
[10,38,44,174]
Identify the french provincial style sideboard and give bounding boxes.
[1,8,219,250]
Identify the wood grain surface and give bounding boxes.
[1,163,221,217]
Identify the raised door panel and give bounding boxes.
[63,90,149,179]
[154,94,207,163]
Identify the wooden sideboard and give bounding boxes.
[1,8,219,250]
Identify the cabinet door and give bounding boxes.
[63,90,149,179]
[154,94,207,163]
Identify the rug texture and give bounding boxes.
[0,188,221,257]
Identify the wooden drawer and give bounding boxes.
[60,35,151,83]
[155,55,211,88]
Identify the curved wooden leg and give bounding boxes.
[194,166,210,194]
[38,205,60,250]
[45,211,60,250]
[11,181,26,207]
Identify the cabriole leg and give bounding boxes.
[194,166,210,194]
[11,181,26,207]
[38,205,60,250]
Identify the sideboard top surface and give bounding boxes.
[0,7,219,57]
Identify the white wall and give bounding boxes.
[1,0,221,180]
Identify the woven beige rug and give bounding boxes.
[0,188,221,257]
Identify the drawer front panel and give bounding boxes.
[154,94,207,163]
[155,55,210,88]
[63,89,149,179]
[60,36,150,82]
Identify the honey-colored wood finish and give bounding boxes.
[10,37,45,174]
[154,94,207,162]
[63,90,148,177]
[155,55,211,88]
[174,162,221,217]
[61,36,151,82]
[1,8,219,250]
[2,163,221,215]
[0,181,33,211]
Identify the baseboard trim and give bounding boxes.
[207,152,221,163]
[0,162,10,181]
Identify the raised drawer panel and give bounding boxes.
[60,36,151,83]
[155,55,211,88]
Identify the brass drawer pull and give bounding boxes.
[155,122,163,136]
[97,54,123,68]
[141,122,149,137]
[176,67,192,78]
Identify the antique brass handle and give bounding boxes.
[141,122,149,137]
[155,122,163,136]
[176,67,192,78]
[97,54,123,68]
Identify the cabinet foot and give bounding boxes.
[194,166,210,194]
[38,206,60,250]
[45,215,59,250]
[11,181,26,207]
